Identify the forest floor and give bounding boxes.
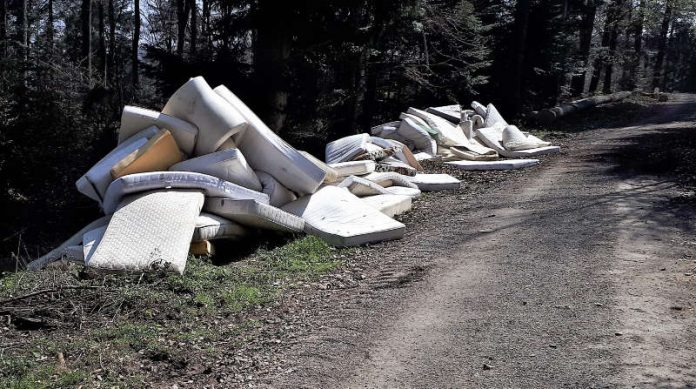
[1,94,696,388]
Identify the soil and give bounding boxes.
[253,95,696,388]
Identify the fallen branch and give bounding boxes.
[0,285,101,305]
[530,91,633,123]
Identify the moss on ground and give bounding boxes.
[0,235,341,388]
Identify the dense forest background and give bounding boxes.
[1,0,696,264]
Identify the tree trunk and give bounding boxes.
[81,0,92,81]
[132,0,140,86]
[1,0,7,58]
[176,0,190,57]
[508,0,530,115]
[202,0,211,51]
[570,2,597,96]
[98,1,106,81]
[254,0,292,132]
[46,0,54,51]
[652,0,672,90]
[189,0,197,55]
[361,0,389,130]
[588,2,615,93]
[625,0,646,90]
[108,0,116,84]
[602,0,624,94]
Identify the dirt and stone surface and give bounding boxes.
[254,95,696,388]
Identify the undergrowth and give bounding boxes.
[0,235,341,388]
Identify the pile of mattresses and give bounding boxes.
[369,102,560,171]
[28,76,463,274]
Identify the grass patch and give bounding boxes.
[0,235,342,387]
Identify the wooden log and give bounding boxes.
[531,91,632,123]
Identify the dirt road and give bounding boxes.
[261,96,696,388]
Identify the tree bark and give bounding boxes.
[532,91,632,122]
[588,2,615,93]
[626,0,646,90]
[108,0,116,84]
[254,0,292,132]
[602,0,624,94]
[652,0,672,90]
[508,0,530,115]
[189,0,197,55]
[46,0,54,51]
[1,0,7,58]
[98,1,106,81]
[132,0,140,86]
[570,2,597,96]
[176,0,190,57]
[80,0,92,80]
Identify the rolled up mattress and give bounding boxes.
[214,85,326,195]
[163,76,248,156]
[118,106,198,156]
[325,134,371,164]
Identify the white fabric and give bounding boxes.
[370,137,423,170]
[282,186,405,247]
[413,151,440,161]
[102,171,269,214]
[163,76,248,156]
[406,107,470,147]
[445,159,540,170]
[362,172,419,189]
[325,134,371,164]
[448,146,499,161]
[376,159,417,176]
[27,216,111,270]
[485,103,508,128]
[476,126,560,157]
[214,85,326,194]
[426,105,462,123]
[299,151,339,183]
[193,213,248,242]
[370,121,401,136]
[329,161,376,177]
[118,106,198,155]
[169,149,262,191]
[337,176,390,197]
[82,225,107,263]
[256,171,298,207]
[87,190,204,274]
[409,173,460,192]
[76,126,159,203]
[397,113,437,153]
[502,125,551,151]
[383,186,421,198]
[471,101,487,117]
[205,198,304,233]
[360,194,412,218]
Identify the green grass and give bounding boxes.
[0,235,342,387]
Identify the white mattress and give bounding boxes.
[256,171,298,207]
[26,216,111,270]
[162,76,248,156]
[397,113,437,153]
[282,186,405,247]
[476,126,560,158]
[325,134,371,164]
[360,194,412,218]
[205,197,304,233]
[87,190,204,274]
[383,186,422,198]
[169,148,262,191]
[409,173,461,192]
[426,105,462,123]
[76,126,158,203]
[406,107,469,147]
[361,172,419,189]
[118,105,198,155]
[101,171,269,214]
[484,103,508,128]
[214,85,326,195]
[337,176,390,197]
[329,161,376,177]
[445,159,539,170]
[193,213,248,242]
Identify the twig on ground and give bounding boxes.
[0,285,101,305]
